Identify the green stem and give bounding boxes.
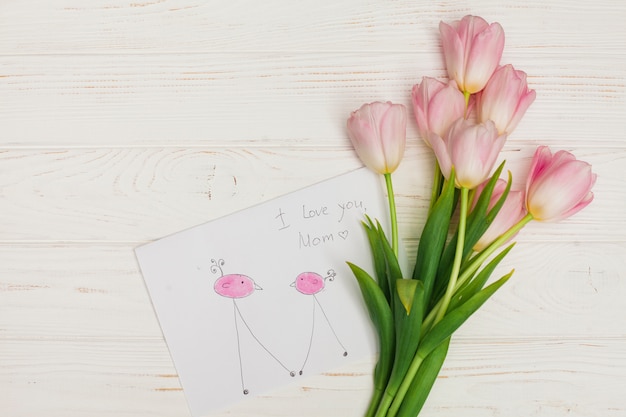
[382,188,469,417]
[373,391,395,417]
[385,354,425,417]
[433,187,469,324]
[421,212,534,333]
[384,173,399,258]
[365,387,385,417]
[458,212,534,286]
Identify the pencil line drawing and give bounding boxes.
[291,269,348,375]
[211,258,295,394]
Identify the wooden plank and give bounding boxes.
[0,243,162,339]
[1,53,624,147]
[0,338,189,417]
[1,337,623,416]
[421,338,626,417]
[0,146,620,242]
[1,1,624,416]
[0,1,624,54]
[1,241,624,340]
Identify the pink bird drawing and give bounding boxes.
[214,272,259,299]
[211,259,295,395]
[291,269,348,375]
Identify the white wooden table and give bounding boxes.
[2,1,625,416]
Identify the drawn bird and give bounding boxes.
[211,259,294,395]
[292,271,326,295]
[291,269,348,375]
[214,273,262,299]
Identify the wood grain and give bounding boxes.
[1,0,625,416]
[0,146,623,242]
[1,1,624,53]
[1,53,624,147]
[1,242,624,340]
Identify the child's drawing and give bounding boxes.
[211,258,295,394]
[291,269,348,375]
[136,168,391,416]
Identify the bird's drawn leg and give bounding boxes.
[314,295,348,357]
[233,300,296,377]
[298,297,316,375]
[232,300,249,395]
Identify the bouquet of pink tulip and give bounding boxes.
[345,15,596,417]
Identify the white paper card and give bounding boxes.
[135,167,404,416]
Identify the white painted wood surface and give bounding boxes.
[1,1,625,416]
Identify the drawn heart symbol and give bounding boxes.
[338,230,349,240]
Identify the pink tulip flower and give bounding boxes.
[525,146,596,222]
[412,77,466,148]
[478,64,536,135]
[439,15,505,94]
[347,101,407,174]
[430,118,507,189]
[471,179,527,251]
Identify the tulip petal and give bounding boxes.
[525,146,553,196]
[379,104,407,172]
[347,102,407,174]
[411,83,429,140]
[555,190,594,222]
[478,64,535,135]
[526,152,596,222]
[428,83,466,138]
[429,132,452,180]
[439,21,465,87]
[506,88,536,134]
[444,119,505,189]
[464,23,505,93]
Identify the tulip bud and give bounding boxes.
[411,77,466,148]
[471,179,527,251]
[525,146,596,222]
[439,15,505,94]
[346,101,407,174]
[430,118,507,189]
[478,64,536,135]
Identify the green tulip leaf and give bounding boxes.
[395,338,451,417]
[387,280,425,391]
[432,163,510,308]
[396,279,421,315]
[347,262,395,393]
[418,271,513,358]
[394,280,425,368]
[450,243,515,311]
[413,168,456,311]
[376,220,403,309]
[362,217,391,304]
